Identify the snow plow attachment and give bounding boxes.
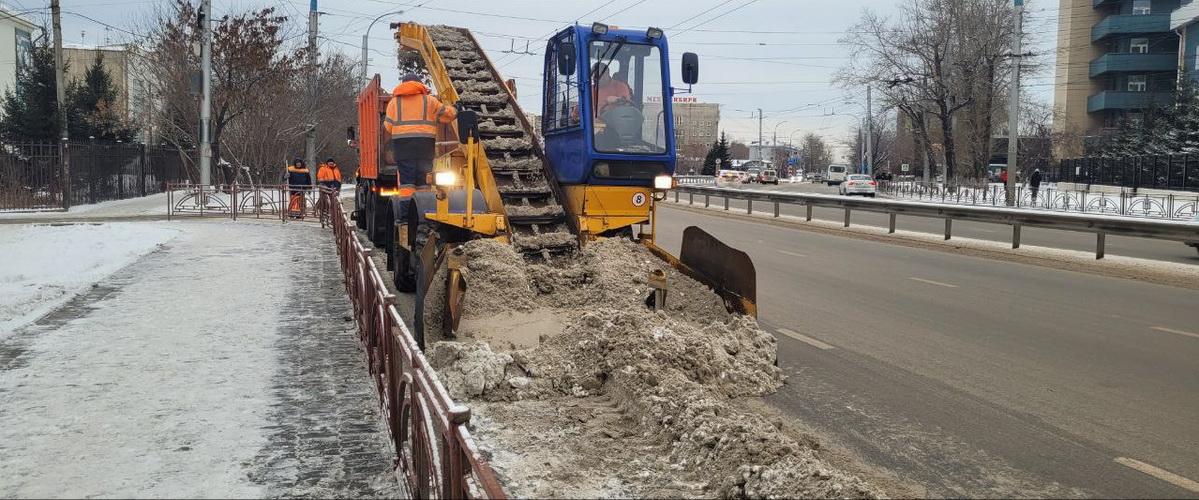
[645,226,757,317]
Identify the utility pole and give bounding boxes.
[198,0,212,186]
[866,85,873,176]
[921,113,931,184]
[1005,0,1024,206]
[51,0,69,208]
[757,108,764,161]
[306,0,319,182]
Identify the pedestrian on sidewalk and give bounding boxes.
[287,159,311,219]
[1029,168,1043,205]
[317,158,343,192]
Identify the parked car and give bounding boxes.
[838,174,877,197]
[826,164,848,186]
[745,168,761,183]
[758,169,779,185]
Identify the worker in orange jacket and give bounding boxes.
[286,159,311,219]
[383,74,457,189]
[317,158,343,191]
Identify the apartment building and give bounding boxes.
[1054,0,1183,156]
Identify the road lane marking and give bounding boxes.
[908,277,959,288]
[776,328,835,350]
[1150,326,1199,340]
[1114,457,1199,493]
[777,250,807,258]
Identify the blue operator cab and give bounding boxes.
[541,23,699,189]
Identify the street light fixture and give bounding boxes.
[362,10,405,85]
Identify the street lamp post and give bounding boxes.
[362,10,405,85]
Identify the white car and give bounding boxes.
[838,174,877,197]
[1187,213,1199,255]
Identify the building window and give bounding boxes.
[1131,0,1150,14]
[1130,37,1149,54]
[1127,74,1148,92]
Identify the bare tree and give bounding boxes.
[798,133,832,173]
[841,0,1025,183]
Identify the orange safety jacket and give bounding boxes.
[317,163,342,182]
[383,80,457,140]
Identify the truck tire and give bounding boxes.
[354,185,367,230]
[393,245,416,292]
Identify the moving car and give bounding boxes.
[746,168,761,183]
[826,164,848,185]
[838,174,877,197]
[758,169,779,184]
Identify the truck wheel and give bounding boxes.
[354,187,367,230]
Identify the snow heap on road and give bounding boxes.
[0,222,180,336]
[428,238,881,498]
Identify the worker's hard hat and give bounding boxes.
[402,73,421,82]
[325,157,335,163]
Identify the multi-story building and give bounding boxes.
[1175,1,1199,82]
[0,7,37,99]
[1054,0,1182,156]
[642,96,720,147]
[63,44,133,119]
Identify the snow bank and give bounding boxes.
[0,192,171,219]
[0,222,180,335]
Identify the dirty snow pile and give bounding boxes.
[427,238,880,499]
[0,223,180,335]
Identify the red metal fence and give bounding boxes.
[329,195,506,499]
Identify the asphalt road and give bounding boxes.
[691,181,1199,265]
[655,204,1199,498]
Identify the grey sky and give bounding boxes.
[33,0,1058,151]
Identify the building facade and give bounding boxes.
[1054,0,1183,156]
[0,7,37,101]
[1175,1,1199,82]
[643,96,720,147]
[63,44,132,119]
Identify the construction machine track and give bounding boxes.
[426,26,576,258]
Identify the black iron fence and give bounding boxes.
[1058,155,1199,192]
[0,141,195,211]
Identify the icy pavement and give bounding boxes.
[0,223,181,335]
[0,220,400,498]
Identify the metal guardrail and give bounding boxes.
[670,184,1199,259]
[881,181,1199,221]
[329,196,506,499]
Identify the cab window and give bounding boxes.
[589,41,666,154]
[545,33,580,131]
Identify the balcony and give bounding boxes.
[1091,14,1172,42]
[1087,91,1174,113]
[1089,53,1178,77]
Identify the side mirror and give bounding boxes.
[557,42,576,76]
[346,126,356,141]
[457,109,479,144]
[681,52,699,85]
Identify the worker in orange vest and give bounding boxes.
[286,159,311,219]
[317,158,343,191]
[383,74,457,189]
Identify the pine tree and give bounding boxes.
[1170,81,1199,153]
[0,43,62,142]
[702,141,718,175]
[67,51,136,141]
[715,131,732,169]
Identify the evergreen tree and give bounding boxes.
[702,141,718,175]
[67,51,136,141]
[1169,81,1199,153]
[715,131,732,169]
[0,43,62,142]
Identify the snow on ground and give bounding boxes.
[0,223,181,336]
[0,220,399,498]
[0,192,171,219]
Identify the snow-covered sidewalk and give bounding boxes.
[0,220,399,498]
[0,192,171,221]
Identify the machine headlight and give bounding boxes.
[591,22,609,35]
[434,171,457,187]
[654,175,673,190]
[646,27,663,40]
